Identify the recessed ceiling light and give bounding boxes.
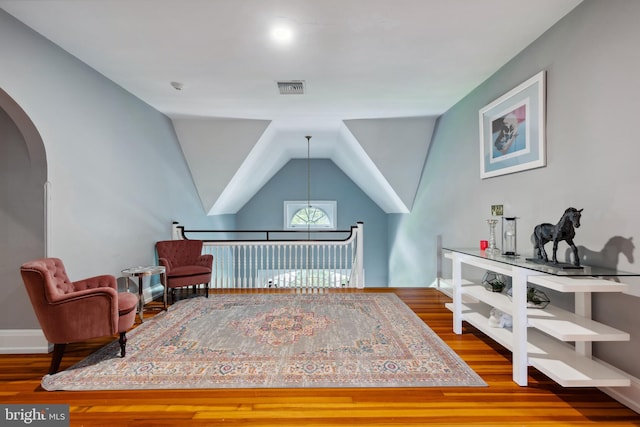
[170,81,184,91]
[271,26,293,44]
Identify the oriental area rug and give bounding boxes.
[41,293,486,391]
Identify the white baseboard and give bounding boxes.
[598,359,640,414]
[143,283,164,304]
[429,278,453,297]
[0,329,49,354]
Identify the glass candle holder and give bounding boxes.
[486,219,500,255]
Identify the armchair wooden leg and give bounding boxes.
[206,283,209,298]
[119,332,127,357]
[49,343,66,375]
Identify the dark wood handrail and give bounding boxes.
[175,222,363,242]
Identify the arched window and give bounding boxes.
[291,206,330,226]
[285,201,336,230]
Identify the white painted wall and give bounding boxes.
[389,0,640,377]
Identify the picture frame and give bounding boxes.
[479,70,546,179]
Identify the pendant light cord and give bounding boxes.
[305,135,311,240]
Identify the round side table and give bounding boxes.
[121,265,166,322]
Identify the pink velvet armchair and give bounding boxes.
[156,240,213,307]
[20,258,139,374]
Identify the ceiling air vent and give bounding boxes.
[277,80,305,95]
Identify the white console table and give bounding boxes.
[443,248,637,387]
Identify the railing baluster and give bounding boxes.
[259,245,264,288]
[314,244,319,287]
[277,244,281,289]
[249,245,252,289]
[322,244,327,288]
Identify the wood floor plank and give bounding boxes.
[1,287,638,426]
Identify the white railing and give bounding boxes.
[171,222,364,289]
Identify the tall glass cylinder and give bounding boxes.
[502,217,517,256]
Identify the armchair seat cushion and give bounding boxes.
[168,265,211,278]
[118,292,138,316]
[117,292,138,334]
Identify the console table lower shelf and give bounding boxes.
[444,302,629,387]
[443,248,633,388]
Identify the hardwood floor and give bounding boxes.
[2,288,639,426]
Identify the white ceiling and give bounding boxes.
[0,0,583,213]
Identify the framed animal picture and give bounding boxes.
[479,71,546,179]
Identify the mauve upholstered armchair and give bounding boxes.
[155,240,213,307]
[20,258,139,374]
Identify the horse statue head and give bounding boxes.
[564,207,583,228]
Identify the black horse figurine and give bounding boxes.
[534,207,583,266]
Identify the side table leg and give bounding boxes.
[138,275,144,323]
[161,271,168,310]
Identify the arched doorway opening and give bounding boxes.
[0,88,47,330]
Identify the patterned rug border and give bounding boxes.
[42,293,486,391]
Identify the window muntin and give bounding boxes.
[284,201,336,230]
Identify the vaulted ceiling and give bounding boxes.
[0,0,583,214]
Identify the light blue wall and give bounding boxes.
[389,0,640,377]
[0,10,218,329]
[237,159,389,286]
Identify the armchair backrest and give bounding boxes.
[21,258,74,302]
[20,257,120,344]
[20,258,81,343]
[156,240,204,267]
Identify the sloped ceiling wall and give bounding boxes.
[343,117,437,211]
[171,116,437,215]
[172,117,271,213]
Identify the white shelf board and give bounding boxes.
[440,279,479,303]
[528,329,630,387]
[446,302,514,351]
[460,256,513,276]
[463,285,513,315]
[527,304,630,342]
[527,275,629,293]
[440,278,474,287]
[443,250,512,275]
